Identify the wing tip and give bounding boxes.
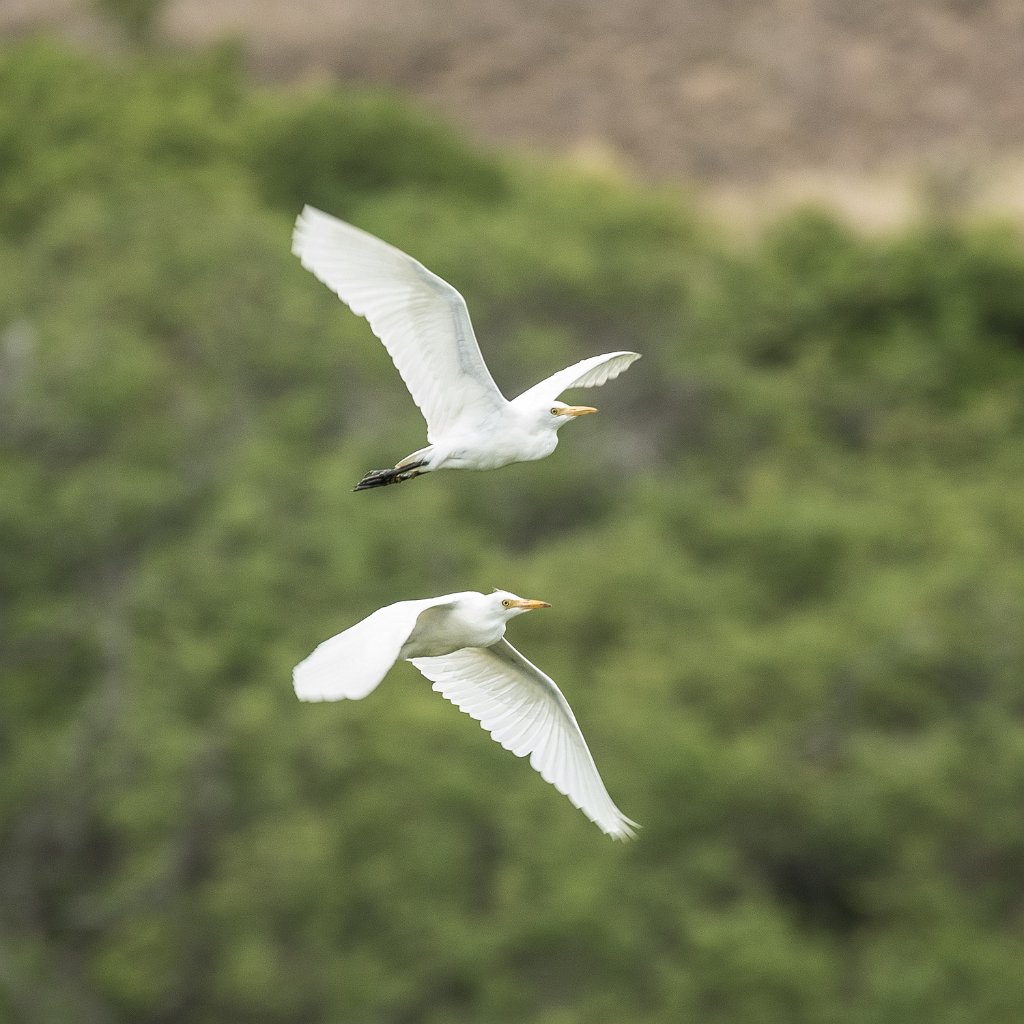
[292,204,331,260]
[611,350,642,373]
[605,814,642,841]
[292,661,326,702]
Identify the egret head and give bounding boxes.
[548,400,598,426]
[492,590,551,619]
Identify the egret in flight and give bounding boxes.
[293,206,641,490]
[294,590,638,839]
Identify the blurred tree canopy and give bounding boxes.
[2,37,1024,1024]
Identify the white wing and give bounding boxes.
[293,206,507,440]
[294,596,457,702]
[512,351,641,407]
[410,640,638,840]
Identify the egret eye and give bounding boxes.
[550,407,560,416]
[501,599,512,608]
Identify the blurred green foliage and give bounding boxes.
[2,37,1024,1024]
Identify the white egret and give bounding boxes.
[292,206,641,490]
[294,590,638,840]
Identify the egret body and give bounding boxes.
[294,590,638,840]
[292,206,641,489]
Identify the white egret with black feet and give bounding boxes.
[292,206,641,490]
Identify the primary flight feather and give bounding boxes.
[294,590,638,840]
[292,206,641,490]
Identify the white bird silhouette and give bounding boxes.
[293,206,641,490]
[294,590,638,840]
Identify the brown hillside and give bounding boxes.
[4,0,1024,224]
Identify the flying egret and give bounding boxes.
[294,589,638,840]
[292,206,641,490]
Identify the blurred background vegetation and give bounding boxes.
[2,21,1024,1024]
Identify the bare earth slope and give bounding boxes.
[4,0,1024,224]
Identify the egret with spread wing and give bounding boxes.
[293,206,641,490]
[294,590,638,840]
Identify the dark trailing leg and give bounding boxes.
[353,461,428,491]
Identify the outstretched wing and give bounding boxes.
[294,596,458,702]
[293,206,508,440]
[512,351,641,408]
[410,640,638,839]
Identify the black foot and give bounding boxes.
[353,461,428,491]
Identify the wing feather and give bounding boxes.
[410,639,638,839]
[293,206,507,439]
[512,351,641,408]
[294,596,457,702]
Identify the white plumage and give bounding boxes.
[292,206,641,489]
[294,590,638,840]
